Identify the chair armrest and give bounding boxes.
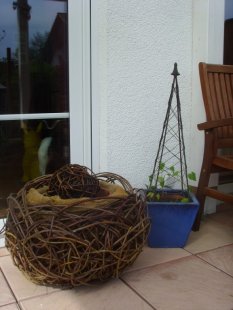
[197,118,233,130]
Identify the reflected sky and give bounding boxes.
[0,0,66,58]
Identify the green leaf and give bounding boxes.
[180,197,189,203]
[148,174,153,183]
[159,162,165,171]
[169,165,175,173]
[147,192,154,200]
[158,176,165,188]
[188,171,196,181]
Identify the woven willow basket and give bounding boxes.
[5,165,150,288]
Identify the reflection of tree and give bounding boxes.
[29,31,56,113]
[13,0,31,114]
[0,30,61,114]
[29,32,48,61]
[0,50,19,115]
[14,31,48,61]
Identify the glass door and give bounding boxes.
[0,0,89,214]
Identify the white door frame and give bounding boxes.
[68,0,92,167]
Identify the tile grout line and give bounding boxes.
[120,277,157,310]
[0,268,23,310]
[123,252,193,277]
[193,253,233,279]
[15,288,64,304]
[0,305,20,309]
[183,245,233,278]
[183,242,233,257]
[0,262,61,308]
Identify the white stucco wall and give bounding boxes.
[92,0,225,193]
[93,0,193,188]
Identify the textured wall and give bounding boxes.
[94,0,193,188]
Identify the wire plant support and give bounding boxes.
[149,63,189,197]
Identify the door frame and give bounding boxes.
[69,0,92,167]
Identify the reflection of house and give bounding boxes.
[41,13,69,172]
[45,13,68,67]
[31,12,68,114]
[45,12,68,113]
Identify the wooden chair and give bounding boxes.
[193,62,233,231]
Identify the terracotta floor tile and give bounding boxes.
[0,270,16,306]
[197,244,233,277]
[0,247,9,257]
[0,256,58,301]
[20,279,153,310]
[122,255,233,310]
[124,246,190,273]
[0,304,20,310]
[208,208,233,227]
[185,219,233,254]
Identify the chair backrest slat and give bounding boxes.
[224,74,232,116]
[230,74,233,112]
[223,74,233,136]
[219,73,230,136]
[199,62,233,139]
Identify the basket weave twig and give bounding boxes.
[5,166,150,288]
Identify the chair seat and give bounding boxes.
[213,155,233,170]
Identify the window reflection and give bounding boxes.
[0,118,70,201]
[0,0,70,207]
[0,0,68,114]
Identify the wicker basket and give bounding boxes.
[5,165,150,288]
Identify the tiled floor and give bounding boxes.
[0,208,233,310]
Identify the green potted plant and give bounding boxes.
[146,164,199,248]
[146,63,199,248]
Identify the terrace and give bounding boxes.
[0,206,233,309]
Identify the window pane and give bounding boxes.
[0,0,70,214]
[0,0,68,114]
[0,118,70,208]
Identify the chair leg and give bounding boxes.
[192,131,215,231]
[192,170,209,231]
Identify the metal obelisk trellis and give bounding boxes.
[149,63,189,196]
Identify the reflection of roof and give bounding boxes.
[0,83,6,90]
[45,13,67,63]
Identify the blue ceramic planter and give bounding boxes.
[147,190,199,248]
